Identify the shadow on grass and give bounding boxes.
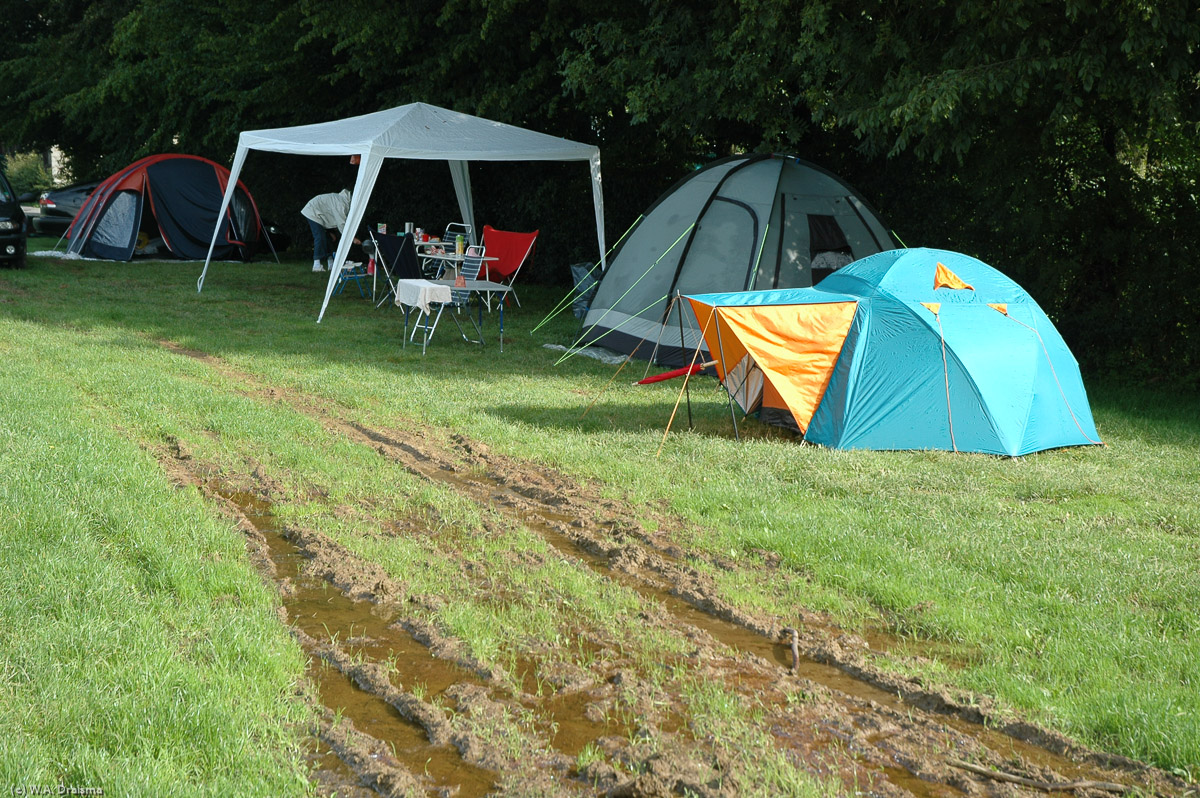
[481,399,807,445]
[1087,382,1200,448]
[4,256,592,374]
[7,255,1199,453]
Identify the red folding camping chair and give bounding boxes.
[480,225,538,307]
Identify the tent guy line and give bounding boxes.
[553,291,670,367]
[1001,312,1105,447]
[532,214,644,336]
[929,306,960,452]
[553,223,695,366]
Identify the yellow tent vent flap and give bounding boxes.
[934,262,974,291]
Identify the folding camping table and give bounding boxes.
[394,278,512,354]
[416,246,497,280]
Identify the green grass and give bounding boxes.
[0,312,312,790]
[682,680,837,797]
[3,243,1198,780]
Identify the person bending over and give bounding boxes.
[301,188,359,272]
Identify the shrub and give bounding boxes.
[3,152,53,196]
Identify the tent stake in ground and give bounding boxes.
[657,312,715,458]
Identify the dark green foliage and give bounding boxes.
[0,0,334,177]
[561,0,1200,387]
[2,152,53,195]
[1,0,1196,385]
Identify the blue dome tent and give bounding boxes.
[685,248,1102,455]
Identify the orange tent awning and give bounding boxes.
[688,299,858,432]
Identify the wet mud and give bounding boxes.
[154,340,1195,797]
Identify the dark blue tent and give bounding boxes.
[67,154,263,261]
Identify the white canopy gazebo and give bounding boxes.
[198,103,606,321]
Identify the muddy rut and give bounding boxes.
[155,341,1192,798]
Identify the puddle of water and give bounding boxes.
[536,690,620,759]
[304,738,377,798]
[212,483,496,797]
[400,460,1142,795]
[507,652,643,759]
[315,660,495,794]
[289,578,475,702]
[878,764,966,798]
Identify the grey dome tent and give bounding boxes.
[580,153,896,365]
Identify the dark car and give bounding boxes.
[0,171,27,268]
[32,180,99,235]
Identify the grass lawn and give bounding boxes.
[2,238,1197,787]
[0,248,313,794]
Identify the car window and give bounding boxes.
[0,174,13,203]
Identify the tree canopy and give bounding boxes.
[2,0,1197,384]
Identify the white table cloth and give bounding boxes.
[393,279,452,314]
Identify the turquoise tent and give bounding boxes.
[685,248,1102,455]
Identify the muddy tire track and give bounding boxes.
[155,340,1193,797]
[157,450,448,795]
[161,451,587,796]
[330,419,1182,794]
[316,708,429,798]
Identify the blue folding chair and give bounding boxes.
[333,260,369,298]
